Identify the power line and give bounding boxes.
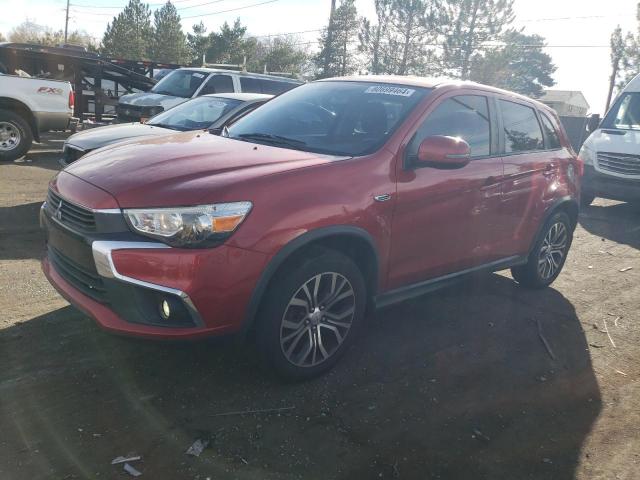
[182,0,279,19]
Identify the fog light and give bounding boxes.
[160,299,171,320]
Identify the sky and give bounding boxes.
[1,0,638,114]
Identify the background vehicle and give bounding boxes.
[41,77,580,380]
[579,73,640,206]
[116,68,301,122]
[60,93,272,165]
[0,73,73,161]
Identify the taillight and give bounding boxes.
[68,90,75,110]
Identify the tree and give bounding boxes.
[187,21,208,66]
[469,30,555,98]
[0,32,6,43]
[248,35,309,75]
[359,0,393,74]
[442,0,515,79]
[606,26,634,111]
[9,20,96,49]
[315,0,359,78]
[206,18,255,65]
[149,1,187,63]
[101,0,153,60]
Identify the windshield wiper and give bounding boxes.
[235,132,308,149]
[148,122,181,130]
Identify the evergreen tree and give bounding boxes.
[187,21,209,66]
[359,0,393,74]
[469,30,555,98]
[315,0,359,78]
[149,1,187,64]
[249,36,309,76]
[206,19,254,65]
[442,0,515,79]
[101,0,153,60]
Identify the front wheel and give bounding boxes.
[511,211,573,289]
[256,248,366,381]
[0,109,33,162]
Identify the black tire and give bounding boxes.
[255,247,367,381]
[0,109,33,162]
[580,193,595,208]
[511,211,573,289]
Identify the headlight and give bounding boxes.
[578,144,595,165]
[124,202,252,247]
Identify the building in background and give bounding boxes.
[539,90,590,117]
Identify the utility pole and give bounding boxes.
[64,0,70,44]
[322,0,337,76]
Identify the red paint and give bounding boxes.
[45,77,578,339]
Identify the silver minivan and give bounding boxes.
[116,68,302,122]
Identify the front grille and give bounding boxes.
[597,152,640,176]
[116,104,145,122]
[48,245,107,303]
[62,145,86,164]
[47,189,96,232]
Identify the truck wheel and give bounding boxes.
[511,211,573,289]
[0,109,33,162]
[256,248,367,381]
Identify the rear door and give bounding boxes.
[497,97,556,256]
[388,91,505,289]
[197,74,235,96]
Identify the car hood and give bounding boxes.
[583,128,640,155]
[66,123,174,151]
[64,131,342,208]
[118,92,187,110]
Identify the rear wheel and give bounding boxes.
[511,211,572,289]
[256,248,366,381]
[0,109,33,162]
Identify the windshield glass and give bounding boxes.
[602,92,640,130]
[147,96,242,131]
[151,70,208,98]
[227,81,431,156]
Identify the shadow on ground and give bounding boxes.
[0,202,45,260]
[0,273,601,479]
[579,202,639,249]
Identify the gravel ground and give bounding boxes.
[0,132,639,479]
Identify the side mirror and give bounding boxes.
[587,114,601,133]
[416,135,471,168]
[208,127,223,136]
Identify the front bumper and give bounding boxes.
[41,201,268,339]
[583,165,640,202]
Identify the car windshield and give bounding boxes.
[147,96,242,131]
[227,81,431,156]
[602,92,640,130]
[150,70,208,98]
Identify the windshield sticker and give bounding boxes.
[192,73,205,78]
[365,85,415,97]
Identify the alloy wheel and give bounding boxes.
[537,222,567,280]
[280,272,356,368]
[0,122,21,152]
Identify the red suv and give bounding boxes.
[41,76,581,379]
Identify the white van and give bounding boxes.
[579,73,640,205]
[116,68,302,122]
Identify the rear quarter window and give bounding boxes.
[540,112,561,149]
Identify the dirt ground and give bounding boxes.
[0,133,638,480]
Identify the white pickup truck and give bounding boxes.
[0,74,74,161]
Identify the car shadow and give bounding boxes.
[579,201,639,249]
[0,274,600,480]
[0,202,45,260]
[9,132,65,171]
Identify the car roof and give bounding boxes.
[320,74,553,113]
[175,67,302,84]
[202,93,273,101]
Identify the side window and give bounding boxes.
[500,100,544,153]
[261,80,292,95]
[407,95,491,159]
[199,75,234,95]
[540,112,561,149]
[240,77,263,93]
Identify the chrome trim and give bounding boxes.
[373,194,391,202]
[445,153,471,159]
[48,189,122,215]
[91,240,203,326]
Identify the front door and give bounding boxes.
[387,93,505,290]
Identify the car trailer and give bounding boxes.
[0,43,182,125]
